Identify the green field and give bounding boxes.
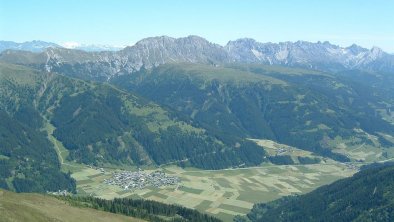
[46,132,362,221]
[69,162,356,221]
[249,138,324,163]
[44,123,377,221]
[328,129,390,162]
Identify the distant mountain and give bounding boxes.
[237,163,394,222]
[0,40,122,53]
[226,39,394,72]
[0,36,229,80]
[61,42,123,52]
[0,40,61,53]
[1,36,394,81]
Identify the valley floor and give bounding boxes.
[44,119,377,221]
[69,162,356,222]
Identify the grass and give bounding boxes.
[219,204,251,214]
[0,62,41,86]
[327,133,389,162]
[195,200,213,211]
[39,120,364,222]
[68,162,356,222]
[179,186,204,194]
[0,189,145,222]
[249,138,325,165]
[39,128,365,221]
[0,154,10,160]
[226,63,330,77]
[153,63,287,86]
[122,95,204,134]
[42,120,88,173]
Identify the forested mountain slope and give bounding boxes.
[1,36,393,164]
[0,62,267,194]
[238,163,394,222]
[112,63,394,162]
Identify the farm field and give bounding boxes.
[249,138,324,163]
[46,123,364,221]
[71,163,356,221]
[46,132,362,221]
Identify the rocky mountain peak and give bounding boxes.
[346,44,367,54]
[1,36,393,80]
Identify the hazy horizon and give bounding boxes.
[0,35,390,53]
[1,0,393,52]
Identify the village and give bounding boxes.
[103,169,180,190]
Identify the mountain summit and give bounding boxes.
[1,36,394,81]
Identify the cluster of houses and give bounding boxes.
[342,162,359,170]
[104,169,180,190]
[276,147,292,155]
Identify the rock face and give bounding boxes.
[1,35,393,81]
[225,39,394,71]
[119,35,230,69]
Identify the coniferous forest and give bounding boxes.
[57,195,222,222]
[237,164,394,222]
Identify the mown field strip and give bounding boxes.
[70,163,357,221]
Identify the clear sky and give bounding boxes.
[1,0,393,52]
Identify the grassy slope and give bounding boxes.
[0,189,144,222]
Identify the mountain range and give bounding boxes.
[0,40,61,53]
[1,36,394,81]
[0,40,122,53]
[0,36,394,196]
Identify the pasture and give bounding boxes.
[72,163,356,221]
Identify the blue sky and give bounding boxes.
[1,0,393,52]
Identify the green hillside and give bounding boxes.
[0,63,76,192]
[0,189,145,222]
[238,163,394,222]
[112,63,394,162]
[0,109,76,193]
[0,62,267,194]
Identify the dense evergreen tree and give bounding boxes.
[268,155,294,165]
[242,164,394,222]
[111,64,394,163]
[297,156,321,164]
[0,109,76,193]
[57,195,222,222]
